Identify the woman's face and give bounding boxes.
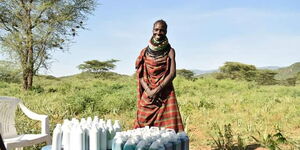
[152,23,167,41]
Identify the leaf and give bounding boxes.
[276,136,287,144]
[273,132,283,138]
[251,136,261,143]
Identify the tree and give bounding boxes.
[78,59,119,73]
[218,62,278,85]
[0,0,96,90]
[219,62,257,81]
[177,69,195,80]
[255,69,277,85]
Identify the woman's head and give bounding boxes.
[152,19,167,41]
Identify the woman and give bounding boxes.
[134,20,184,132]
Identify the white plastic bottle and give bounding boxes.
[89,125,99,150]
[113,120,121,133]
[52,124,62,150]
[63,119,71,127]
[165,129,181,150]
[87,117,93,125]
[112,133,126,150]
[80,118,86,125]
[93,116,99,123]
[99,124,107,150]
[82,125,90,150]
[177,132,189,150]
[159,132,171,150]
[70,125,84,150]
[71,118,80,126]
[62,125,71,150]
[149,139,165,150]
[123,137,140,150]
[106,119,114,150]
[136,139,152,150]
[70,125,76,150]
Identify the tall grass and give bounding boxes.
[0,73,299,149]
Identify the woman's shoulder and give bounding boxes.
[168,47,175,58]
[139,47,148,55]
[136,47,147,59]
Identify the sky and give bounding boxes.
[2,0,300,77]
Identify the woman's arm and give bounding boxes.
[139,77,151,94]
[150,49,176,97]
[158,48,176,90]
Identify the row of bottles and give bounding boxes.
[112,127,189,150]
[52,116,121,150]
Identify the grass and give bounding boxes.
[0,73,299,149]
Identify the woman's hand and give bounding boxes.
[146,88,159,99]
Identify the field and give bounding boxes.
[0,73,299,150]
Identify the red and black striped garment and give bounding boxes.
[134,48,184,132]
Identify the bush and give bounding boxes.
[217,62,278,85]
[211,123,246,150]
[177,69,195,80]
[0,60,21,83]
[219,62,257,81]
[277,72,300,86]
[251,128,299,150]
[296,72,300,86]
[255,70,277,85]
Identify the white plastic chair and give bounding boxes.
[0,96,51,150]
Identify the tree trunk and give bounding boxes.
[22,70,29,90]
[22,62,34,90]
[22,5,34,90]
[27,46,34,89]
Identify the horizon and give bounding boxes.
[1,0,300,77]
[42,62,298,77]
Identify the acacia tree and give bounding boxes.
[220,62,257,81]
[78,59,119,73]
[177,69,195,80]
[0,0,96,90]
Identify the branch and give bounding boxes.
[33,47,46,73]
[0,16,13,32]
[20,0,26,9]
[0,15,20,32]
[33,44,45,63]
[33,29,53,72]
[11,23,20,32]
[32,8,48,28]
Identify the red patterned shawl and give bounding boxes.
[133,48,184,132]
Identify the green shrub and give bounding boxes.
[0,60,21,83]
[255,70,277,85]
[251,128,299,150]
[217,62,278,85]
[177,69,195,80]
[211,123,246,150]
